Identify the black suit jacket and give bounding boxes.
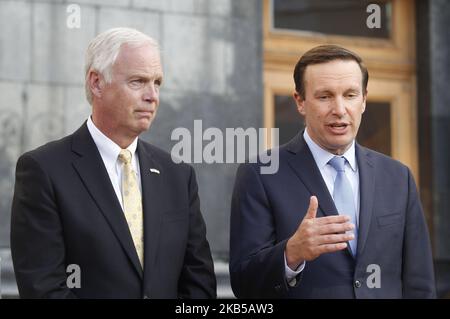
[230,133,436,298]
[11,123,216,298]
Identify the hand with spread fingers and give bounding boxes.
[285,196,355,270]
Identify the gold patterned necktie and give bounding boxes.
[118,149,144,267]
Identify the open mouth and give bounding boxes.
[329,123,348,128]
[327,123,350,133]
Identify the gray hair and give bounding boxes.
[84,27,160,105]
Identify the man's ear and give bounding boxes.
[293,91,306,116]
[88,70,103,100]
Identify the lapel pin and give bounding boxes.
[149,168,160,174]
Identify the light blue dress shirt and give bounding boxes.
[285,128,360,285]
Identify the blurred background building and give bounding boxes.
[0,0,449,298]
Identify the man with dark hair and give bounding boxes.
[293,45,369,99]
[230,44,435,298]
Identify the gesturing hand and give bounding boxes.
[285,196,355,270]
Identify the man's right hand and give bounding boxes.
[285,196,355,270]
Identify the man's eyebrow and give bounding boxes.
[128,73,148,79]
[128,73,163,80]
[344,87,361,93]
[313,89,333,95]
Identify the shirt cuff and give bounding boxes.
[284,253,306,287]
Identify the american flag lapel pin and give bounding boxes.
[149,168,160,174]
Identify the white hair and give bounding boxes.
[84,27,160,105]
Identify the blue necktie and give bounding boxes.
[328,156,358,256]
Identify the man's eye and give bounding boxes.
[319,96,330,100]
[129,79,144,88]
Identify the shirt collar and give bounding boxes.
[86,116,138,163]
[303,128,357,172]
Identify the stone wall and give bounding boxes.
[0,0,262,297]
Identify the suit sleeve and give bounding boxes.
[11,154,77,299]
[230,163,291,298]
[402,168,436,298]
[177,166,217,298]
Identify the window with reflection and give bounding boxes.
[272,0,392,39]
[274,94,304,144]
[357,102,391,156]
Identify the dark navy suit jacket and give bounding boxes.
[230,133,435,298]
[11,123,216,298]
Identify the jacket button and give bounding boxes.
[274,284,282,292]
[354,280,361,288]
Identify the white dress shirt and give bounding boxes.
[86,116,141,210]
[285,128,360,285]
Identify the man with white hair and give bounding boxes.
[10,28,216,299]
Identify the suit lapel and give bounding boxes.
[286,133,338,218]
[355,144,375,257]
[287,132,366,258]
[71,123,143,278]
[137,141,164,292]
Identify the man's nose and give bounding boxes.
[331,97,346,116]
[143,84,159,103]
